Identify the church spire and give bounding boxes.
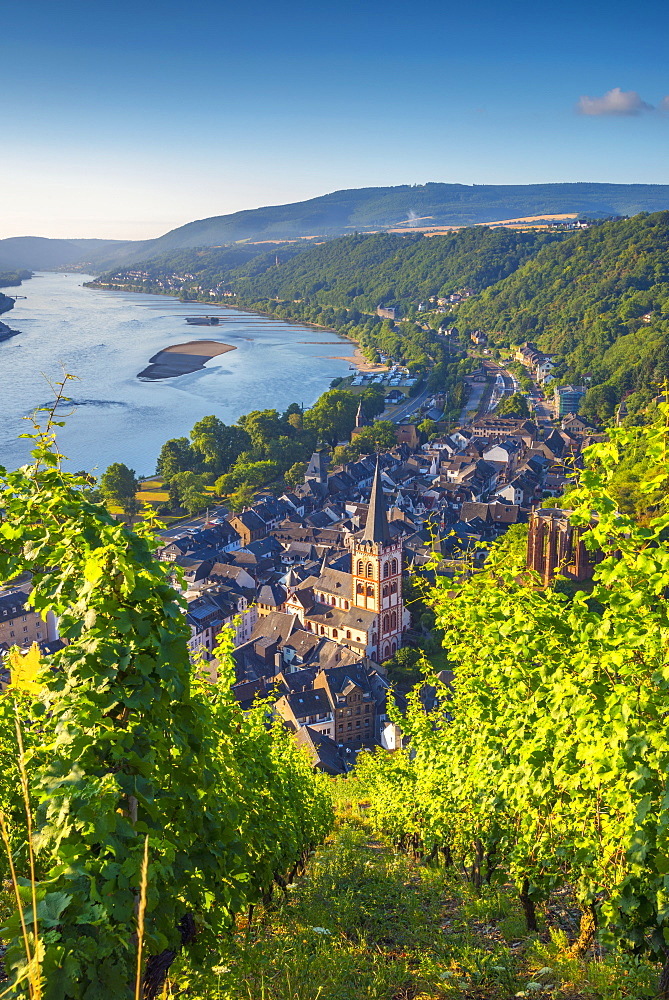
[363,459,390,544]
[355,399,369,428]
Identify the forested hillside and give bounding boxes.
[98,227,557,314]
[93,212,669,423]
[456,212,669,419]
[0,269,32,288]
[230,229,558,312]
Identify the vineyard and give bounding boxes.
[2,400,669,998]
[0,407,333,999]
[355,408,669,997]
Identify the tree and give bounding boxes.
[282,402,302,422]
[353,420,398,454]
[214,472,236,495]
[167,471,208,509]
[237,409,283,457]
[100,462,138,510]
[156,437,197,480]
[190,416,249,473]
[418,418,437,438]
[303,389,358,447]
[180,488,209,515]
[228,483,256,512]
[284,461,307,488]
[360,386,385,420]
[230,459,279,488]
[496,393,530,418]
[122,493,141,523]
[580,383,618,424]
[382,647,423,688]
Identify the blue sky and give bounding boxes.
[3,0,668,239]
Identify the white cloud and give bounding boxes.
[659,96,669,113]
[577,87,654,116]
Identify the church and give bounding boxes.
[284,461,409,661]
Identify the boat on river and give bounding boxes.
[185,316,221,325]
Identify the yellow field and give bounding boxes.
[136,490,167,501]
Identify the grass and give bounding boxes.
[0,796,661,999]
[162,809,658,1000]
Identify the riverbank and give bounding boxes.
[0,321,20,343]
[327,344,388,373]
[1,273,358,474]
[0,269,33,290]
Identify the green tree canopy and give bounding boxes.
[353,420,398,454]
[190,416,249,473]
[156,437,197,480]
[360,386,386,420]
[495,392,530,418]
[100,462,138,506]
[237,409,284,457]
[284,461,307,488]
[303,389,358,448]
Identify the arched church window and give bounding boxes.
[383,614,389,632]
[332,629,338,638]
[390,582,397,595]
[391,611,397,630]
[346,630,351,639]
[391,641,396,655]
[357,560,363,575]
[356,582,364,594]
[366,562,373,578]
[366,585,374,597]
[383,562,389,578]
[391,558,398,574]
[382,585,388,598]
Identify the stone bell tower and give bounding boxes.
[351,460,404,660]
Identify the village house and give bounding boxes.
[0,591,53,652]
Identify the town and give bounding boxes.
[0,340,602,775]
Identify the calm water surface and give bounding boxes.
[0,273,355,475]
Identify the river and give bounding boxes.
[0,273,356,475]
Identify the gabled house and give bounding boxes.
[228,509,266,546]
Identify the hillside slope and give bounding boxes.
[456,211,669,417]
[97,228,559,312]
[4,182,669,271]
[0,236,142,271]
[239,228,559,307]
[131,182,669,258]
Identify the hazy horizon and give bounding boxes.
[3,0,669,241]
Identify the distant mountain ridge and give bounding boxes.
[3,182,669,270]
[0,237,142,271]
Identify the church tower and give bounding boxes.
[355,399,369,429]
[351,460,405,661]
